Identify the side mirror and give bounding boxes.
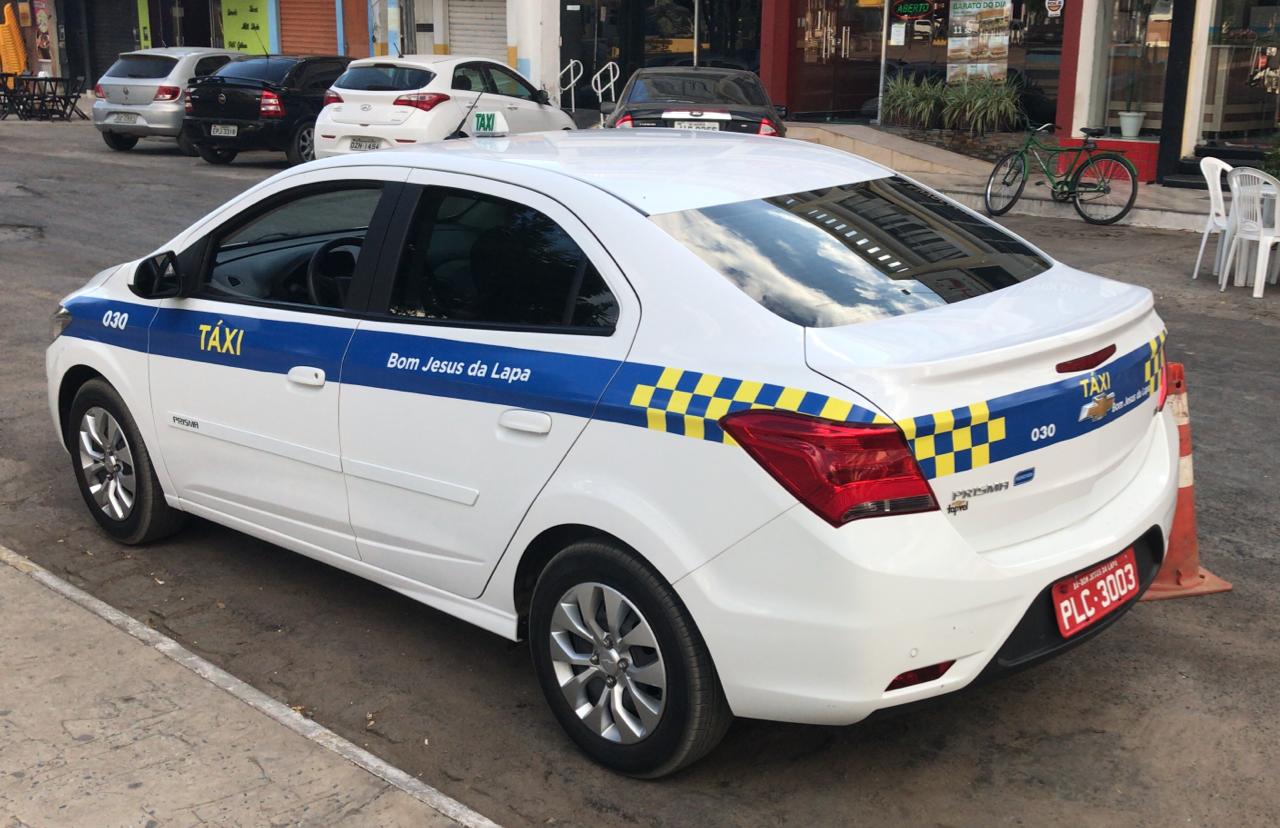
[534,88,551,106]
[130,250,196,299]
[599,100,615,116]
[774,103,789,120]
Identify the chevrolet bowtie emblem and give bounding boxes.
[1080,392,1115,422]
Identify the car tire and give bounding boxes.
[529,539,732,777]
[176,131,200,157]
[68,379,185,545]
[286,121,316,165]
[196,144,238,165]
[101,131,138,151]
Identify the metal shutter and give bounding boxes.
[448,0,506,64]
[280,0,337,55]
[87,0,142,80]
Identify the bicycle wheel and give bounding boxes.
[1072,153,1138,225]
[984,151,1027,216]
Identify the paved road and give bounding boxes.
[2,120,1277,827]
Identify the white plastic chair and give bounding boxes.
[1192,157,1232,279]
[1220,167,1280,298]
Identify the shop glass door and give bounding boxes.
[790,0,885,119]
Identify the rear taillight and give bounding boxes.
[720,410,937,527]
[886,660,955,691]
[259,89,285,118]
[184,88,193,113]
[323,89,343,106]
[615,113,634,128]
[758,118,779,136]
[153,85,181,101]
[93,83,105,99]
[1156,359,1170,411]
[392,92,450,112]
[1056,344,1116,373]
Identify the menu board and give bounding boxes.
[947,0,1012,82]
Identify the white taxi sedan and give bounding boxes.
[47,131,1177,777]
[314,55,574,158]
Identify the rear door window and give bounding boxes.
[336,64,435,91]
[452,63,489,93]
[650,176,1050,328]
[104,55,177,79]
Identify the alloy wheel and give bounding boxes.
[549,582,667,744]
[78,406,136,521]
[299,126,315,161]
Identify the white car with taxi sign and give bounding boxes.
[314,55,573,158]
[46,131,1177,777]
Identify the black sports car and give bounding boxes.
[601,67,787,137]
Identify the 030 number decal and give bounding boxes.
[1030,423,1056,442]
[102,310,129,330]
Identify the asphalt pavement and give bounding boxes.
[1,119,1278,827]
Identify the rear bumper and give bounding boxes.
[313,111,447,159]
[183,118,292,151]
[675,407,1178,726]
[92,99,185,136]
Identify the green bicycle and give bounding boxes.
[984,124,1139,225]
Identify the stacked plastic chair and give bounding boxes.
[0,2,28,80]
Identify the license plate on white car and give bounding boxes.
[672,121,719,131]
[210,124,238,137]
[1053,547,1140,638]
[111,113,138,125]
[349,138,381,151]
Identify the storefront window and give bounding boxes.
[878,0,1062,127]
[1196,0,1280,150]
[1090,0,1173,138]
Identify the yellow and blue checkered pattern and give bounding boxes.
[1143,331,1167,395]
[626,366,881,445]
[897,403,1007,479]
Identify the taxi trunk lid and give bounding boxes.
[327,89,416,126]
[806,266,1168,552]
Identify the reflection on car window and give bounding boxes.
[203,186,383,310]
[337,65,434,91]
[105,55,178,79]
[626,72,769,106]
[650,176,1050,328]
[388,187,618,330]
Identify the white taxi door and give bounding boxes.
[148,169,408,558]
[482,63,552,134]
[338,173,639,597]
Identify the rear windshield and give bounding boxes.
[104,55,178,79]
[216,57,297,84]
[651,176,1050,328]
[336,64,435,91]
[626,72,769,106]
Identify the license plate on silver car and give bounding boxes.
[210,124,238,137]
[673,121,719,131]
[111,113,138,125]
[349,138,381,151]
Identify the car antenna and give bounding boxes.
[446,90,484,139]
[255,31,268,57]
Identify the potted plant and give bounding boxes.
[1118,0,1154,137]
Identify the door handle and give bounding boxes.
[287,366,326,387]
[499,409,552,435]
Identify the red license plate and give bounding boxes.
[1053,547,1140,638]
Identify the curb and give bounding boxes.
[0,543,501,828]
[940,187,1206,232]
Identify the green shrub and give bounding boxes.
[883,75,1024,136]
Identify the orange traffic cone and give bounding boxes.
[1141,362,1232,601]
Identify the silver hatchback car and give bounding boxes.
[94,47,239,155]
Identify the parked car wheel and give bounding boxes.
[529,539,733,778]
[101,132,138,151]
[196,145,238,165]
[286,121,316,165]
[68,379,185,545]
[176,131,200,157]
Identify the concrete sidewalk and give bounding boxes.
[0,548,492,827]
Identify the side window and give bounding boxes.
[296,61,340,92]
[193,55,230,77]
[451,63,489,93]
[202,185,384,311]
[485,65,536,101]
[387,187,619,330]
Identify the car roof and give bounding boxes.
[632,66,756,78]
[345,54,505,69]
[121,47,236,58]
[317,129,890,215]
